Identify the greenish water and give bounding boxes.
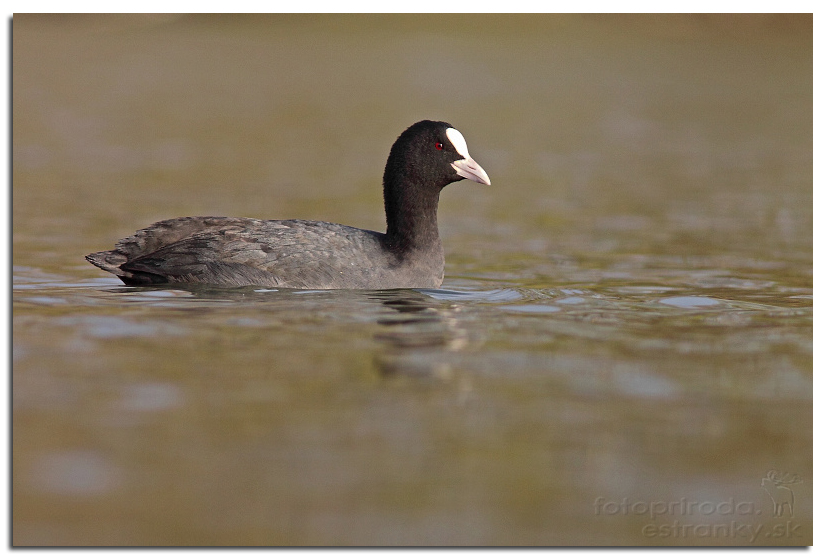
[13,14,811,545]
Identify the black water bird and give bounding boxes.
[86,120,491,289]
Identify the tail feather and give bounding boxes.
[85,250,128,275]
[86,250,168,285]
[86,217,251,286]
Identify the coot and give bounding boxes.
[86,120,491,289]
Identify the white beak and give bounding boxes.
[452,156,491,186]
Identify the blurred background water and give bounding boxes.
[12,14,811,545]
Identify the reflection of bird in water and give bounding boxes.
[370,290,477,381]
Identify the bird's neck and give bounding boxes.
[383,176,442,255]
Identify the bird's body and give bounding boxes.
[87,216,443,289]
[86,120,490,289]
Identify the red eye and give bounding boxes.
[435,142,444,150]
